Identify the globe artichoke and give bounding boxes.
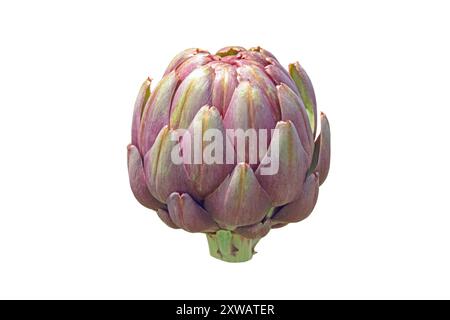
[127,46,330,262]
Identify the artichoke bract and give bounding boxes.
[128,46,331,262]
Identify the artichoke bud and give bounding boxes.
[128,46,331,262]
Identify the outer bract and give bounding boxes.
[128,46,331,262]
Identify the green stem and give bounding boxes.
[206,230,260,263]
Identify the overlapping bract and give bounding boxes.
[128,46,330,238]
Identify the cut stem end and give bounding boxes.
[206,230,260,263]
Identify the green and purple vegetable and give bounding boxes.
[128,46,330,262]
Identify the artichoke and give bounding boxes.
[127,46,330,262]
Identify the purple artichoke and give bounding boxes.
[128,46,331,262]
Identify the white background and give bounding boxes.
[0,0,449,299]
